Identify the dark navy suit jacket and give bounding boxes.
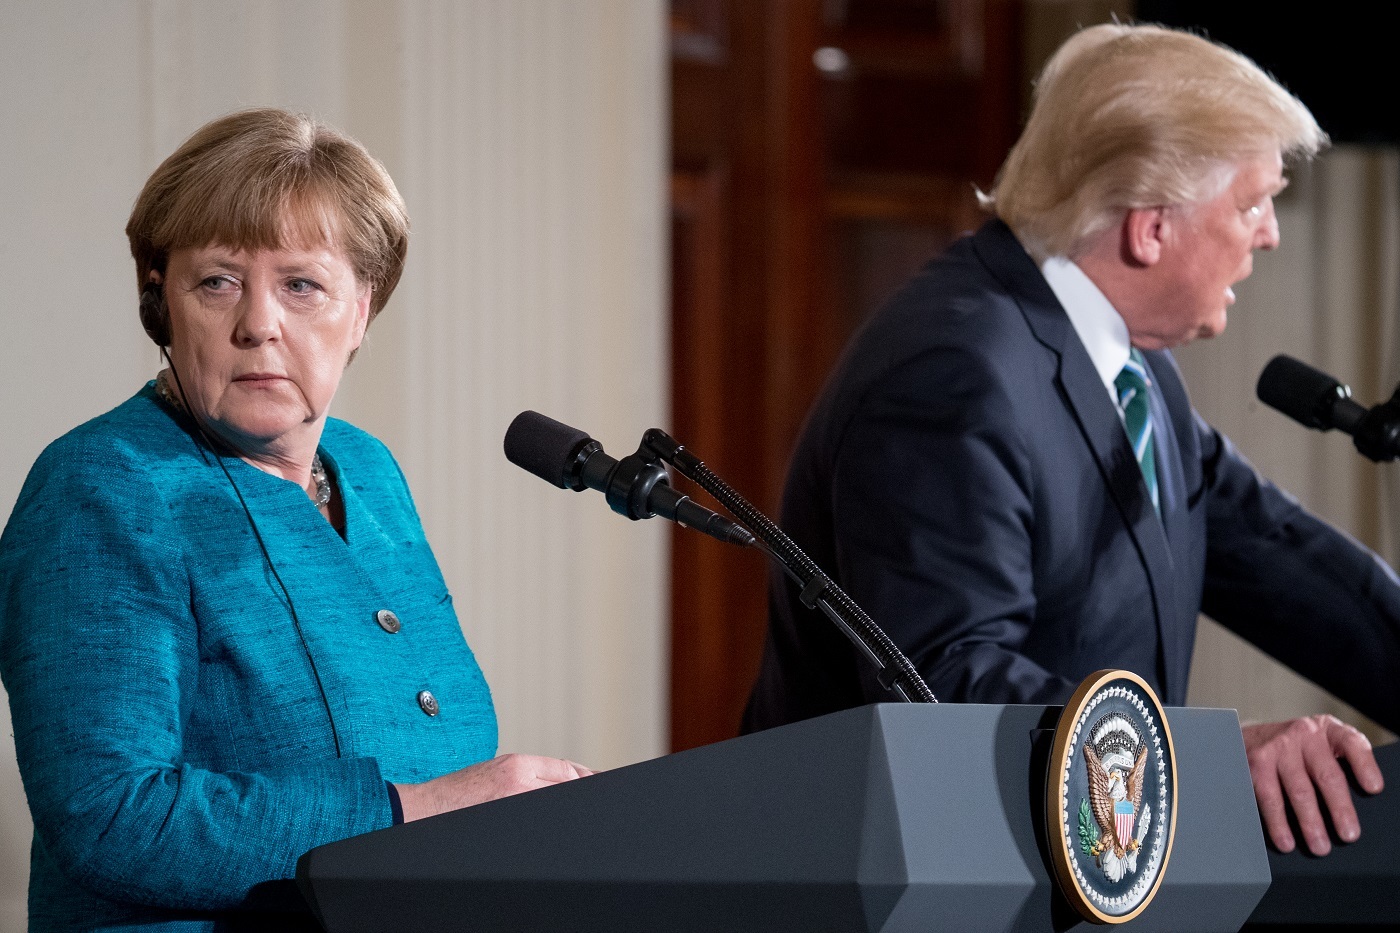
[744,220,1400,732]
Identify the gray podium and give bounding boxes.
[298,703,1278,932]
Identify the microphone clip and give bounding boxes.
[603,445,670,522]
[1351,391,1400,463]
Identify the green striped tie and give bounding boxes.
[1115,349,1159,515]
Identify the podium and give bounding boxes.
[298,703,1275,932]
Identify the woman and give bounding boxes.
[0,109,587,931]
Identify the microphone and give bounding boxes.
[508,412,935,704]
[1257,355,1400,462]
[1256,355,1366,433]
[504,411,756,547]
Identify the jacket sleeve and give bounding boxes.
[0,432,394,912]
[828,345,1079,705]
[1197,415,1400,732]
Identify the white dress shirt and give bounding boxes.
[1039,252,1175,518]
[1039,254,1133,407]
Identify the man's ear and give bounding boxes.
[1122,206,1168,267]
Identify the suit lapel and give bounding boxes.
[972,221,1182,698]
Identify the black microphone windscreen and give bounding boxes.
[1257,355,1349,430]
[504,411,592,488]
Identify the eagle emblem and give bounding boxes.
[1046,670,1176,924]
[1080,714,1153,883]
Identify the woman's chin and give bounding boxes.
[206,408,315,453]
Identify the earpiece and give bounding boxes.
[139,280,171,347]
[162,345,346,760]
[140,276,343,759]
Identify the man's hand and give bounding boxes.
[1242,715,1383,855]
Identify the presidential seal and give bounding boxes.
[1046,670,1177,924]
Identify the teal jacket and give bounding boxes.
[0,385,498,931]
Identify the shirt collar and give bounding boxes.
[1039,255,1132,403]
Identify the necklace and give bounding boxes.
[155,369,332,508]
[153,369,183,411]
[309,455,332,508]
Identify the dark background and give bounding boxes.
[1139,1,1399,145]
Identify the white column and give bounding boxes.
[366,0,668,767]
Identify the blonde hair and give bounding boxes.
[126,108,409,324]
[986,23,1325,260]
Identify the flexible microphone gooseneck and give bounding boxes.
[1257,355,1400,462]
[503,410,936,704]
[640,428,937,705]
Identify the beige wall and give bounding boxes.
[0,1,666,926]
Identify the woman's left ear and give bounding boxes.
[352,289,372,347]
[345,289,372,367]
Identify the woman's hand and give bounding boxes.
[394,753,594,822]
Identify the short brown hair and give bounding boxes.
[126,108,409,324]
[985,24,1325,260]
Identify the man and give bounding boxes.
[743,23,1398,857]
